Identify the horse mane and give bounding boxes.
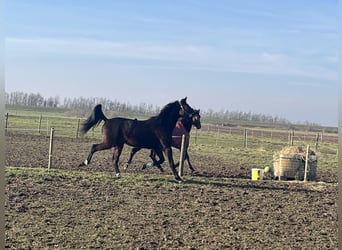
[154,101,179,125]
[159,101,178,115]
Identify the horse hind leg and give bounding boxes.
[79,143,97,166]
[148,150,165,172]
[112,145,124,178]
[79,143,111,167]
[142,150,153,169]
[125,147,141,169]
[141,150,165,172]
[142,150,162,171]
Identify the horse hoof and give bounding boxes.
[175,176,183,183]
[146,162,153,168]
[116,173,122,178]
[79,160,88,167]
[142,162,153,170]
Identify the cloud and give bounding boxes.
[6,36,337,81]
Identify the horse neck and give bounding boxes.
[179,118,193,132]
[157,102,181,130]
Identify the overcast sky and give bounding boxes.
[5,0,338,126]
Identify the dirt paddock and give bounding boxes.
[5,134,338,249]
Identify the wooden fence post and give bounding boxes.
[5,112,8,130]
[303,145,310,182]
[38,114,42,133]
[48,128,55,169]
[178,134,186,177]
[195,129,198,145]
[315,133,319,150]
[320,131,324,143]
[76,119,80,138]
[46,118,49,136]
[290,130,294,146]
[216,125,219,146]
[243,128,248,148]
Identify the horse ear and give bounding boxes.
[181,97,187,103]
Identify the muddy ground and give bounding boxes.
[5,133,338,249]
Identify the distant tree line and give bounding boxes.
[203,108,292,125]
[5,91,320,126]
[5,91,160,115]
[5,91,60,108]
[62,96,159,115]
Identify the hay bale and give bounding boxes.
[306,155,317,181]
[273,154,303,180]
[273,146,317,181]
[276,146,315,157]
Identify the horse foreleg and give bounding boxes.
[174,144,194,173]
[112,145,124,178]
[164,147,182,181]
[125,147,141,169]
[185,152,195,172]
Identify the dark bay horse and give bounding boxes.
[79,97,195,181]
[126,109,201,172]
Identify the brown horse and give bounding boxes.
[79,97,195,181]
[126,109,201,172]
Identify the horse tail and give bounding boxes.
[81,104,108,134]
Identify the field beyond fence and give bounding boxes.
[4,112,338,142]
[5,111,338,182]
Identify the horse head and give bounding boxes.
[191,109,201,129]
[178,97,201,129]
[178,97,195,118]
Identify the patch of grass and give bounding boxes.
[5,166,333,191]
[5,165,337,249]
[5,167,187,187]
[189,131,338,173]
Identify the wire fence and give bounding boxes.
[4,113,338,144]
[5,113,338,182]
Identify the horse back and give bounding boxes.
[102,117,164,149]
[101,117,127,146]
[124,119,166,148]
